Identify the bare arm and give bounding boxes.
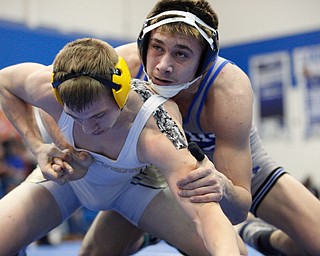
[39,109,93,181]
[0,63,91,183]
[138,102,242,256]
[0,64,47,155]
[177,63,253,224]
[205,63,253,223]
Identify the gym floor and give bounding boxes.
[26,240,264,255]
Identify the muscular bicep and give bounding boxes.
[205,64,253,191]
[25,64,62,121]
[142,132,196,193]
[213,136,252,192]
[0,63,59,117]
[1,63,46,98]
[138,103,191,190]
[213,96,252,190]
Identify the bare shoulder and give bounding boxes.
[214,62,252,97]
[163,99,183,123]
[20,64,61,119]
[206,62,253,111]
[0,63,46,84]
[27,64,53,86]
[115,42,141,76]
[202,62,253,138]
[0,62,61,120]
[0,63,51,97]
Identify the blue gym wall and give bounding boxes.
[0,20,129,67]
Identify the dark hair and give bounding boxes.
[137,0,219,77]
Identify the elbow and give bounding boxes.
[231,195,251,225]
[221,195,251,225]
[229,206,249,225]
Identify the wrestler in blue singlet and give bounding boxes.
[136,56,287,215]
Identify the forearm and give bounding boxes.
[39,109,72,150]
[167,170,240,255]
[198,203,241,256]
[176,157,252,224]
[176,194,240,256]
[0,90,44,155]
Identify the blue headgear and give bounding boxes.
[137,10,219,77]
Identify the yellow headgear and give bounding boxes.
[51,56,131,109]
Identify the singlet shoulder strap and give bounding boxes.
[184,57,231,133]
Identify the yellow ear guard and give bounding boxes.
[111,56,131,109]
[51,72,64,105]
[51,56,131,109]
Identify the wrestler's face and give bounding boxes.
[64,96,120,136]
[145,29,202,86]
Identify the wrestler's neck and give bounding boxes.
[172,78,202,118]
[172,77,201,102]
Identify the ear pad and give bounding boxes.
[52,73,64,105]
[112,56,131,109]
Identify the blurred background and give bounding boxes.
[0,0,320,245]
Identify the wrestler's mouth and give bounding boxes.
[152,76,173,85]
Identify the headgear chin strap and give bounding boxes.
[146,73,202,98]
[51,56,131,109]
[137,10,219,76]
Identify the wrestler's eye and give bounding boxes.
[95,113,105,119]
[150,42,164,53]
[176,51,188,59]
[90,113,105,122]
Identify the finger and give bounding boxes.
[52,157,64,167]
[176,169,211,187]
[178,186,221,197]
[176,175,195,187]
[78,151,89,160]
[51,157,74,175]
[53,168,71,184]
[179,176,218,190]
[61,148,73,161]
[59,173,70,184]
[52,163,63,173]
[42,165,62,182]
[76,151,93,166]
[61,161,74,175]
[189,194,223,203]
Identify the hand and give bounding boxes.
[36,144,93,184]
[176,158,226,203]
[64,149,93,181]
[35,143,70,184]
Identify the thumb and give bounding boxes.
[48,146,69,160]
[76,151,93,167]
[188,142,205,162]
